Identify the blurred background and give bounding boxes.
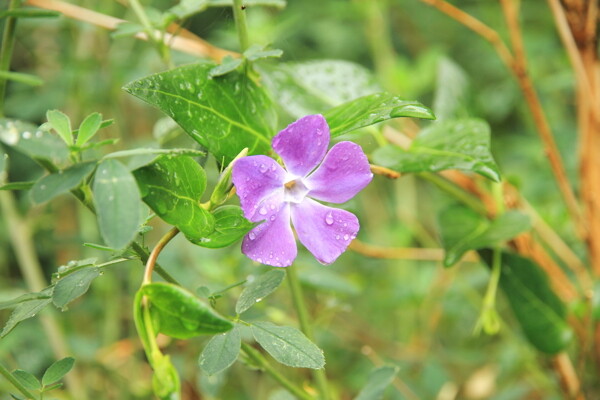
[0,1,581,399]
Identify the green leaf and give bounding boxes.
[372,118,501,181]
[354,366,399,400]
[151,353,181,400]
[0,291,52,310]
[134,155,214,239]
[103,148,205,160]
[30,162,96,204]
[12,370,41,391]
[42,357,75,386]
[93,159,142,249]
[75,112,103,146]
[199,327,241,375]
[432,57,469,121]
[10,394,26,400]
[479,250,573,354]
[0,181,35,191]
[111,22,145,39]
[1,288,53,337]
[0,8,60,18]
[0,70,43,86]
[259,60,381,118]
[52,267,101,310]
[46,110,73,145]
[251,322,325,369]
[190,205,253,248]
[236,270,285,314]
[324,92,435,138]
[244,44,283,62]
[123,63,276,164]
[0,119,69,163]
[142,282,233,339]
[209,56,244,78]
[439,205,531,267]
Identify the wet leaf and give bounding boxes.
[372,118,501,181]
[190,206,253,248]
[199,327,241,375]
[30,162,96,204]
[0,119,68,163]
[236,270,285,314]
[1,288,53,338]
[52,267,101,310]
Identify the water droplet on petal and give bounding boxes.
[248,232,256,240]
[325,212,334,225]
[343,234,349,240]
[259,207,267,215]
[259,164,268,173]
[335,235,340,240]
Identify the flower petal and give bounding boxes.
[242,203,297,267]
[291,198,359,265]
[305,141,373,203]
[272,114,329,177]
[232,155,286,220]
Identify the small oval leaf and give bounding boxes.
[31,162,96,204]
[191,206,254,249]
[251,321,325,369]
[52,267,101,310]
[199,327,241,375]
[42,357,75,386]
[236,270,286,314]
[12,370,41,391]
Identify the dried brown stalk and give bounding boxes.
[25,0,236,61]
[348,239,479,262]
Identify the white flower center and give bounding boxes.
[284,178,309,204]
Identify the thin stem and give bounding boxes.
[348,239,479,262]
[232,0,250,52]
[143,227,180,284]
[0,361,38,400]
[128,0,157,42]
[418,172,488,215]
[0,0,19,117]
[241,343,313,400]
[286,266,330,400]
[370,164,401,179]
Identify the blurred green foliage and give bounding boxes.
[0,0,587,399]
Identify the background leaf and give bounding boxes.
[199,327,241,375]
[251,322,325,369]
[372,118,501,181]
[190,205,253,248]
[259,60,381,118]
[124,63,276,164]
[479,250,573,354]
[354,366,399,400]
[439,205,531,266]
[324,92,435,138]
[142,282,233,339]
[46,110,73,145]
[42,357,75,386]
[0,119,68,163]
[30,162,96,204]
[76,112,103,146]
[52,267,101,310]
[12,370,41,391]
[93,159,142,249]
[134,155,214,239]
[236,270,286,314]
[1,288,53,338]
[432,57,469,121]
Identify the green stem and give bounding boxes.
[142,227,179,284]
[286,266,330,400]
[0,361,38,400]
[241,342,313,400]
[232,0,250,52]
[128,0,172,67]
[0,0,19,117]
[418,172,488,215]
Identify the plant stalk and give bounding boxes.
[0,361,39,400]
[142,227,179,284]
[232,0,250,52]
[286,266,330,400]
[418,172,488,215]
[0,0,19,117]
[241,342,313,400]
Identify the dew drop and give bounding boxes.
[259,164,268,173]
[259,207,267,215]
[40,184,46,190]
[248,232,256,240]
[325,212,334,225]
[343,234,349,240]
[270,215,275,221]
[22,131,32,139]
[335,235,340,240]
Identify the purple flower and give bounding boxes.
[232,115,373,267]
